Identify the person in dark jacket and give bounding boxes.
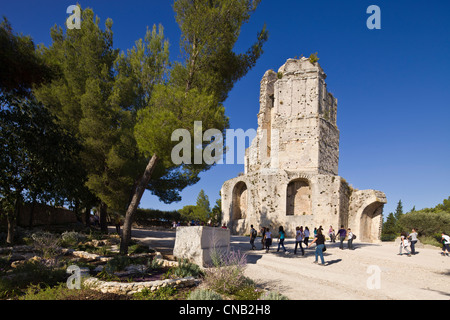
[337,225,347,249]
[308,229,326,266]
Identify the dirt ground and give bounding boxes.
[130,227,450,300]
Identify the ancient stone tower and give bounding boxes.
[221,57,387,242]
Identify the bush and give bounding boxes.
[259,291,289,300]
[134,286,178,300]
[31,231,61,258]
[233,279,264,300]
[187,288,223,300]
[204,249,248,295]
[165,259,203,279]
[398,211,450,236]
[21,283,131,300]
[381,234,397,242]
[105,255,132,273]
[61,231,86,247]
[0,260,66,299]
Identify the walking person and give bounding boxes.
[264,228,273,253]
[303,227,310,247]
[347,228,354,250]
[328,226,335,243]
[260,227,266,250]
[308,229,326,266]
[277,226,287,253]
[337,225,347,249]
[441,232,450,256]
[408,228,418,255]
[294,226,305,255]
[250,225,257,250]
[399,232,412,257]
[114,214,122,235]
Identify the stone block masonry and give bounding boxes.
[221,57,386,241]
[173,226,230,268]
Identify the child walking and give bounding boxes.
[399,232,412,257]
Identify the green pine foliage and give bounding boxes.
[382,197,450,244]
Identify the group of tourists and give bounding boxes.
[398,229,450,257]
[249,224,357,266]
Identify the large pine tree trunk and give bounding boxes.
[85,206,92,227]
[6,214,15,245]
[120,154,159,254]
[7,197,20,244]
[99,202,108,233]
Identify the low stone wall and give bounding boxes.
[83,276,198,295]
[82,249,199,295]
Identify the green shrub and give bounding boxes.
[420,235,442,247]
[233,279,263,300]
[31,231,61,258]
[165,259,203,279]
[204,249,248,295]
[0,260,66,299]
[398,211,450,236]
[61,231,86,248]
[105,255,132,273]
[128,243,150,254]
[134,286,178,300]
[21,283,76,300]
[381,234,397,242]
[309,52,319,64]
[259,291,289,300]
[187,288,223,300]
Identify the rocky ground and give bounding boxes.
[132,227,450,300]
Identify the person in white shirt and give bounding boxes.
[264,228,272,253]
[303,227,310,247]
[294,226,304,255]
[347,228,354,250]
[408,228,418,255]
[441,232,450,256]
[399,232,412,257]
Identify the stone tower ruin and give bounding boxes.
[221,57,387,242]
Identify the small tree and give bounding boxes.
[211,196,222,226]
[195,189,211,222]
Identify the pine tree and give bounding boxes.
[394,200,404,226]
[195,189,211,222]
[121,0,268,253]
[34,7,142,232]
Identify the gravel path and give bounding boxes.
[128,227,450,300]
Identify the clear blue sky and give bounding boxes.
[2,0,450,218]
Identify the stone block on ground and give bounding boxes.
[173,226,230,268]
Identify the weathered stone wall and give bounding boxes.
[222,57,386,242]
[14,203,77,227]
